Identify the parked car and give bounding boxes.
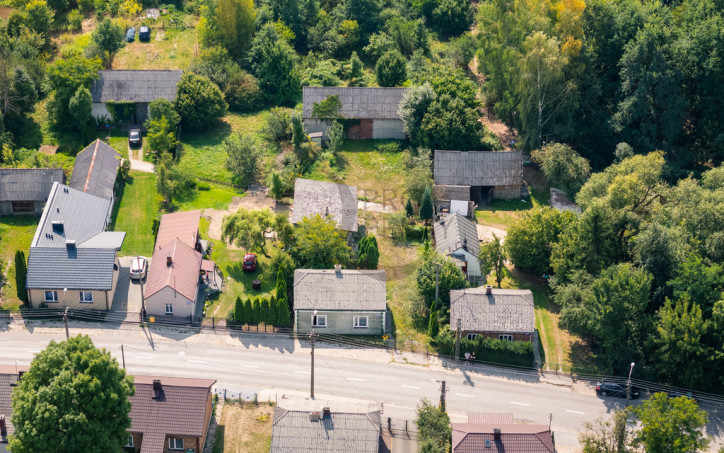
[139,26,151,42]
[126,27,136,42]
[242,253,257,272]
[667,391,693,400]
[130,256,147,280]
[129,129,142,146]
[596,381,641,399]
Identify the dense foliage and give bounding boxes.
[416,399,451,453]
[174,73,228,131]
[288,215,352,269]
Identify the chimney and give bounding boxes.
[493,428,501,440]
[166,254,172,265]
[322,407,331,419]
[309,411,322,422]
[152,380,164,399]
[65,239,76,249]
[485,285,493,295]
[18,371,24,380]
[1,415,7,439]
[463,238,468,250]
[51,221,64,233]
[334,264,341,273]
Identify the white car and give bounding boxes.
[130,256,147,280]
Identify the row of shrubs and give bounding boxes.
[434,328,535,368]
[228,296,291,328]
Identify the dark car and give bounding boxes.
[126,27,135,42]
[667,391,693,400]
[596,381,641,399]
[242,253,257,272]
[139,26,151,42]
[129,129,142,146]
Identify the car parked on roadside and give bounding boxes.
[596,381,641,399]
[242,253,257,272]
[130,256,147,280]
[129,129,142,146]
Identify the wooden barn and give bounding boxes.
[434,150,523,203]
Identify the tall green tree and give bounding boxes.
[399,83,435,146]
[327,120,344,155]
[225,133,264,188]
[234,296,244,323]
[416,253,468,313]
[46,57,101,126]
[25,0,53,46]
[68,86,92,131]
[291,215,352,269]
[248,24,302,105]
[415,399,451,452]
[260,297,270,324]
[174,73,228,131]
[14,250,27,303]
[375,50,407,87]
[632,393,709,453]
[419,185,433,222]
[91,19,125,68]
[9,335,134,452]
[506,207,576,274]
[251,298,261,324]
[357,235,379,270]
[243,298,253,324]
[531,142,590,195]
[480,235,506,287]
[200,0,256,59]
[222,208,283,257]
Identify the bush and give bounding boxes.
[434,327,534,367]
[66,9,83,31]
[14,250,27,303]
[506,207,576,274]
[404,224,428,240]
[262,107,292,144]
[225,72,262,112]
[375,50,407,87]
[376,141,400,153]
[174,73,228,131]
[196,181,211,191]
[531,143,591,196]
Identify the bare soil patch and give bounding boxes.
[81,17,96,33]
[213,402,274,453]
[203,186,281,242]
[0,7,13,18]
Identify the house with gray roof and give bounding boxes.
[271,399,382,453]
[450,286,535,342]
[90,69,183,124]
[0,168,65,215]
[294,268,387,335]
[291,178,359,233]
[434,150,523,202]
[302,86,407,139]
[0,364,28,451]
[69,140,121,202]
[26,182,124,310]
[452,413,555,453]
[434,213,481,281]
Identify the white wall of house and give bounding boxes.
[145,286,197,318]
[372,119,406,139]
[92,103,111,122]
[450,248,481,278]
[303,118,329,135]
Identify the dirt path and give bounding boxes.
[127,144,154,173]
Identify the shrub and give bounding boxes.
[174,73,228,131]
[404,224,428,240]
[196,181,211,191]
[375,50,407,87]
[506,207,576,274]
[66,9,83,31]
[262,107,292,144]
[225,72,262,112]
[434,327,534,368]
[14,250,28,303]
[376,141,400,153]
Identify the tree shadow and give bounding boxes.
[109,174,132,230]
[211,424,224,453]
[181,119,233,149]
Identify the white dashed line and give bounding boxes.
[294,370,311,375]
[510,402,530,406]
[348,378,367,382]
[456,393,475,398]
[401,385,420,389]
[566,410,585,415]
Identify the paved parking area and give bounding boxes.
[111,256,150,313]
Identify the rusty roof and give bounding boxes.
[452,423,554,453]
[154,210,201,251]
[145,238,202,301]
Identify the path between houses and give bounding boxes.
[128,144,154,173]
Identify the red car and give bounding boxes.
[243,253,257,272]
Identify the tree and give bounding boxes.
[221,208,281,257]
[267,296,278,326]
[200,0,256,60]
[405,198,414,217]
[260,297,270,325]
[155,153,196,208]
[632,393,709,453]
[147,99,180,130]
[243,298,253,324]
[404,148,433,205]
[46,57,101,127]
[145,116,178,155]
[251,298,261,324]
[419,185,433,222]
[68,86,92,131]
[24,0,53,46]
[276,295,291,327]
[357,235,379,269]
[327,120,344,155]
[375,50,407,87]
[234,296,244,323]
[9,335,134,452]
[270,172,284,200]
[311,95,342,121]
[431,0,473,37]
[480,235,506,287]
[578,410,628,453]
[248,24,302,105]
[174,73,228,132]
[416,253,468,313]
[506,207,576,274]
[291,215,352,269]
[291,113,306,156]
[427,305,439,338]
[91,19,124,68]
[415,399,451,452]
[14,250,27,303]
[399,83,435,146]
[531,142,590,195]
[225,133,264,188]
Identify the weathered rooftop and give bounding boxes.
[434,213,480,256]
[434,151,522,187]
[302,86,406,120]
[0,365,27,439]
[294,269,387,311]
[0,168,64,202]
[90,70,183,103]
[450,287,535,334]
[69,140,121,201]
[154,210,201,251]
[291,178,358,232]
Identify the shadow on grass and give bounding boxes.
[211,424,225,453]
[181,119,233,149]
[109,174,132,230]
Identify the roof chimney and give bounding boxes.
[309,411,322,422]
[493,428,501,440]
[1,414,7,439]
[485,285,493,295]
[52,221,64,233]
[166,254,172,266]
[152,380,164,399]
[334,264,342,273]
[322,407,331,419]
[65,239,76,249]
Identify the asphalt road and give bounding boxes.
[0,321,721,452]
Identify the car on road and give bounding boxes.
[242,253,257,272]
[129,129,142,146]
[596,381,641,399]
[139,26,151,42]
[130,256,147,280]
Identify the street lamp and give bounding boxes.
[626,362,635,407]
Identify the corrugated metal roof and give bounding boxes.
[78,231,126,249]
[291,178,358,232]
[302,87,406,120]
[0,168,64,202]
[450,288,535,334]
[32,183,112,247]
[271,399,381,453]
[154,210,201,251]
[69,140,120,200]
[434,213,480,256]
[26,247,117,290]
[145,238,202,301]
[434,151,522,187]
[90,70,183,103]
[294,269,387,311]
[452,423,554,453]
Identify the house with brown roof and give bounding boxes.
[452,413,555,453]
[125,375,216,453]
[450,286,535,342]
[434,150,523,203]
[144,211,213,321]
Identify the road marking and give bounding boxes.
[347,378,367,382]
[566,410,585,415]
[401,385,420,390]
[240,365,260,369]
[135,356,152,360]
[294,370,311,375]
[456,393,475,398]
[188,359,206,364]
[510,402,530,406]
[29,350,41,353]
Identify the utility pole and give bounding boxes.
[454,318,461,361]
[121,345,126,369]
[310,330,318,399]
[626,362,635,407]
[434,263,441,311]
[439,380,447,411]
[63,307,69,340]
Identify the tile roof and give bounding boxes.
[434,213,480,256]
[145,238,202,301]
[434,151,522,187]
[291,178,358,232]
[450,288,535,334]
[0,366,27,438]
[26,247,118,290]
[302,87,407,120]
[154,210,201,251]
[0,168,64,202]
[129,375,215,453]
[69,140,120,200]
[294,269,387,311]
[452,423,554,453]
[467,413,514,424]
[271,399,381,453]
[90,70,183,103]
[32,183,112,247]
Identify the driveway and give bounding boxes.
[111,256,150,313]
[128,144,154,173]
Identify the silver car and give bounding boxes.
[130,256,147,280]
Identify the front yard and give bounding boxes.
[113,171,158,257]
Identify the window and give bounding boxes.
[311,314,326,327]
[498,334,513,341]
[168,438,184,450]
[79,291,93,303]
[44,291,58,303]
[11,201,35,214]
[124,435,134,447]
[165,304,173,315]
[353,316,368,328]
[466,334,479,341]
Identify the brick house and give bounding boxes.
[450,286,535,342]
[452,413,555,453]
[125,376,216,453]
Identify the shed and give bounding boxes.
[434,151,523,202]
[302,87,407,139]
[0,168,65,215]
[69,140,121,202]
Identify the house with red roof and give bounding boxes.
[452,413,555,453]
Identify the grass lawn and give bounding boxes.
[475,184,550,229]
[113,26,199,71]
[177,184,242,211]
[113,171,158,257]
[213,402,274,453]
[0,216,39,311]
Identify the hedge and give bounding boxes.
[435,331,534,368]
